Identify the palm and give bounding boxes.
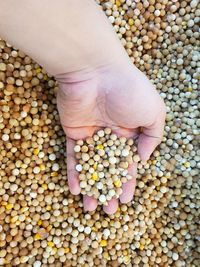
[57,63,166,214]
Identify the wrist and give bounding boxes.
[55,55,132,87]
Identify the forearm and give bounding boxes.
[0,0,130,80]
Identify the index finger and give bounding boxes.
[66,137,81,195]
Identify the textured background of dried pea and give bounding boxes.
[0,0,200,266]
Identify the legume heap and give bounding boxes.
[0,0,199,266]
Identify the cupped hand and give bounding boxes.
[56,61,166,214]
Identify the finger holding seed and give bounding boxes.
[110,128,139,206]
[65,126,99,212]
[65,126,96,194]
[66,138,81,195]
[119,162,137,204]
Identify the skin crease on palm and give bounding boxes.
[57,61,166,215]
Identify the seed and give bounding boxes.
[99,195,107,203]
[74,145,81,152]
[172,252,179,261]
[84,227,91,235]
[121,149,129,157]
[97,172,104,179]
[10,184,18,192]
[33,166,40,174]
[92,172,98,181]
[81,145,88,153]
[6,203,13,210]
[96,182,103,190]
[93,154,100,161]
[0,62,6,71]
[2,134,9,141]
[33,148,40,155]
[53,237,60,245]
[48,182,55,190]
[97,130,105,137]
[80,181,87,188]
[52,163,59,171]
[12,168,20,176]
[75,164,83,172]
[96,144,104,150]
[100,240,107,247]
[108,189,115,197]
[133,154,140,162]
[82,153,90,161]
[47,241,54,247]
[190,0,198,8]
[49,153,56,161]
[33,261,42,267]
[109,156,117,164]
[32,118,40,125]
[110,134,117,141]
[177,58,184,65]
[114,180,122,188]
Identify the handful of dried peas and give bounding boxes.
[74,128,140,204]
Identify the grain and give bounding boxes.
[0,0,199,265]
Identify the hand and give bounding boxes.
[56,61,166,214]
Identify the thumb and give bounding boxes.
[137,113,165,161]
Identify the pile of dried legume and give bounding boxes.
[0,0,200,266]
[74,128,139,205]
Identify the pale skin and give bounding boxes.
[0,0,166,214]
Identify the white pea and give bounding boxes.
[172,253,179,261]
[78,225,84,232]
[97,130,105,137]
[96,182,103,190]
[30,191,37,198]
[49,153,56,161]
[2,134,9,141]
[75,164,82,172]
[52,163,59,171]
[99,195,107,203]
[88,179,95,185]
[121,149,129,157]
[53,237,60,245]
[108,189,115,197]
[93,154,100,161]
[122,170,128,176]
[108,150,115,157]
[98,172,104,179]
[74,145,81,152]
[109,157,117,164]
[89,167,95,174]
[103,229,110,237]
[110,134,117,141]
[109,168,116,175]
[80,181,87,188]
[12,168,20,176]
[33,261,42,267]
[84,226,91,234]
[33,166,40,174]
[48,182,56,190]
